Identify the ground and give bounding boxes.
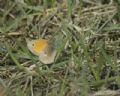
[0,0,120,96]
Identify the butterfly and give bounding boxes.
[27,39,56,64]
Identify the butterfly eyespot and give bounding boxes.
[32,43,35,46]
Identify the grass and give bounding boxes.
[0,0,120,96]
